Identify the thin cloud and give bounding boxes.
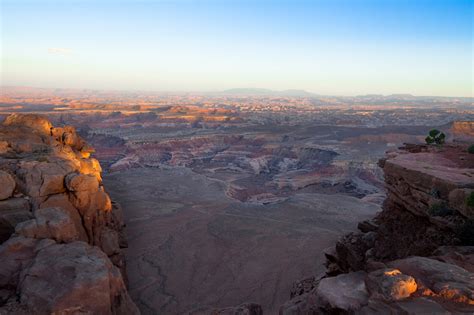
[48,48,73,55]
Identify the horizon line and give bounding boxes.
[1,85,473,99]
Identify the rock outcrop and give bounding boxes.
[451,121,474,142]
[0,114,138,314]
[281,143,474,314]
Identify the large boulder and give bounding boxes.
[65,173,99,192]
[365,268,417,301]
[39,193,88,242]
[0,236,40,289]
[18,241,139,315]
[431,246,474,273]
[388,256,474,304]
[15,207,79,243]
[0,171,15,200]
[315,271,369,312]
[2,113,52,135]
[15,161,74,198]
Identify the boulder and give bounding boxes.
[0,236,40,288]
[431,246,474,273]
[315,271,369,312]
[16,161,72,197]
[0,171,15,200]
[15,207,79,243]
[388,256,474,304]
[18,241,139,315]
[365,268,417,301]
[2,113,52,135]
[51,126,85,150]
[65,173,99,192]
[39,194,88,242]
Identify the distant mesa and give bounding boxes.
[220,88,317,97]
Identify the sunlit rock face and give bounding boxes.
[0,114,138,314]
[280,144,474,314]
[451,121,474,142]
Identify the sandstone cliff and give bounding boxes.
[0,114,139,314]
[280,143,474,314]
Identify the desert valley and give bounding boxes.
[0,87,473,314]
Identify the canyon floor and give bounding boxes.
[104,167,380,314]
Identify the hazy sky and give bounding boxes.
[1,0,473,96]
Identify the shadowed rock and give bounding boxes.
[19,241,139,315]
[15,207,79,243]
[280,144,474,314]
[0,171,15,200]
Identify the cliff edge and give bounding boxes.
[0,114,139,314]
[281,143,474,314]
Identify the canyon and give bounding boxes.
[0,89,473,314]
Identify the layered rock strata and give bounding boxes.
[0,114,138,314]
[281,144,474,314]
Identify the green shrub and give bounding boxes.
[468,145,474,154]
[425,129,445,145]
[428,203,453,217]
[458,220,474,246]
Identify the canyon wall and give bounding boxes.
[0,114,138,314]
[280,143,474,314]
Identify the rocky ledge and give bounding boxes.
[0,114,139,314]
[281,143,474,314]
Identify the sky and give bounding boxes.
[1,0,473,96]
